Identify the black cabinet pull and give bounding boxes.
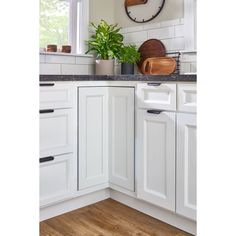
[40,83,55,87]
[147,82,161,86]
[40,156,54,163]
[147,109,164,115]
[40,109,54,114]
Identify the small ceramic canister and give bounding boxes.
[61,45,71,53]
[47,44,57,52]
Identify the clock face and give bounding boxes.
[125,0,165,23]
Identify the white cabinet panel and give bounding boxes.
[40,83,75,109]
[109,87,135,191]
[137,110,175,211]
[176,113,197,220]
[40,153,74,206]
[137,83,176,111]
[78,87,109,189]
[40,109,74,157]
[178,84,196,113]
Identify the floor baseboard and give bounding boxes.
[40,188,110,221]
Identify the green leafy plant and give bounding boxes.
[117,45,141,64]
[86,20,124,60]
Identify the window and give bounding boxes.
[40,0,89,54]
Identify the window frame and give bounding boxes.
[40,0,89,55]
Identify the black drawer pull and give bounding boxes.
[40,109,54,114]
[40,83,55,87]
[40,156,54,163]
[147,83,161,86]
[147,109,164,115]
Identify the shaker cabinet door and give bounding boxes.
[78,87,109,190]
[109,87,135,191]
[176,113,197,220]
[137,110,176,212]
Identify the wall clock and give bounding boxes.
[124,0,165,23]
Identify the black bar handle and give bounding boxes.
[40,109,54,114]
[147,109,164,115]
[40,83,55,87]
[40,156,54,163]
[147,82,161,86]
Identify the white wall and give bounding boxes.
[89,0,115,24]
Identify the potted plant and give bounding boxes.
[118,45,141,74]
[86,20,124,75]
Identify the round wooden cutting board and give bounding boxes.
[137,39,166,73]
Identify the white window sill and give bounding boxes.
[40,51,94,58]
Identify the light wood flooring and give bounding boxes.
[40,199,192,236]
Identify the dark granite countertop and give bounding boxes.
[40,74,197,82]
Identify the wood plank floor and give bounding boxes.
[40,199,192,236]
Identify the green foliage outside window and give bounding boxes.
[40,0,69,48]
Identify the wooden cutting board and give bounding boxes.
[141,57,177,75]
[137,39,166,73]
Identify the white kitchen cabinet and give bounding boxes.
[40,153,75,206]
[176,113,197,220]
[109,87,135,191]
[137,109,176,212]
[78,87,109,190]
[40,109,74,158]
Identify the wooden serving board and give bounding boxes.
[141,57,177,75]
[137,39,166,73]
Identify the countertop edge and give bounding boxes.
[39,74,197,82]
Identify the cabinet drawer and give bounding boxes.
[40,153,74,206]
[177,84,197,113]
[137,83,176,111]
[40,83,75,109]
[40,109,74,157]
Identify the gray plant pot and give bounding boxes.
[121,62,134,75]
[95,59,114,75]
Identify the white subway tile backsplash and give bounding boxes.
[143,22,161,30]
[40,54,45,63]
[180,63,191,74]
[76,57,95,65]
[61,64,89,75]
[147,27,174,40]
[162,37,185,51]
[40,63,61,75]
[174,25,185,38]
[190,62,197,73]
[45,55,75,64]
[123,31,148,44]
[160,19,180,28]
[121,25,143,34]
[181,53,197,62]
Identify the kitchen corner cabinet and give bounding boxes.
[78,87,109,190]
[78,86,135,191]
[109,87,135,191]
[176,113,197,220]
[137,110,176,212]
